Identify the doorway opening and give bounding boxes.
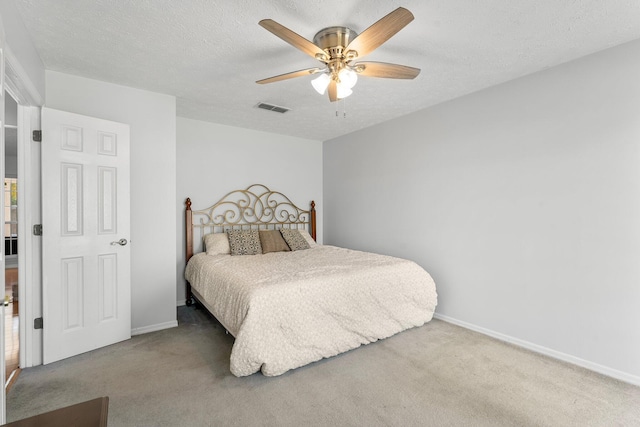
[4,91,19,386]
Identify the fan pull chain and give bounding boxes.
[335,99,347,119]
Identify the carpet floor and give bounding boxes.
[7,307,640,426]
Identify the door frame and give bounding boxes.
[1,15,44,422]
[1,20,6,424]
[16,104,42,368]
[4,46,44,371]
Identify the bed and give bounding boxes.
[184,184,437,377]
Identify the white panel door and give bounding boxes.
[42,107,130,364]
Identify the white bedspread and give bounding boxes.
[185,245,437,376]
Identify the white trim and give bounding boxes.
[433,313,640,387]
[0,304,4,425]
[0,29,7,424]
[131,320,178,336]
[17,105,41,368]
[4,46,43,106]
[2,25,44,371]
[176,299,186,307]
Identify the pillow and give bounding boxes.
[280,229,310,251]
[203,233,230,256]
[298,229,317,247]
[227,230,262,255]
[259,230,290,254]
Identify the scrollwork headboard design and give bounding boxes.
[185,184,316,263]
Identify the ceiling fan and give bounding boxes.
[256,7,420,102]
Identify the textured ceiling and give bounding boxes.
[12,0,640,141]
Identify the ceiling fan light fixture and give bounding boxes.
[338,68,358,89]
[311,73,331,95]
[336,83,353,99]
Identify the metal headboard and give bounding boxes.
[185,184,316,262]
[184,184,316,306]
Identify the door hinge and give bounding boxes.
[34,317,43,329]
[33,224,43,236]
[33,130,42,142]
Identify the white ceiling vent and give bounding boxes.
[256,102,290,114]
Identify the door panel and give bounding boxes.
[42,108,130,364]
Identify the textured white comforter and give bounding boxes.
[185,245,437,376]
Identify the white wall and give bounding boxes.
[0,2,45,102]
[176,117,323,303]
[46,71,177,334]
[324,39,640,384]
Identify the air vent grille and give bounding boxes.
[256,102,290,114]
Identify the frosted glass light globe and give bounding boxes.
[311,73,331,95]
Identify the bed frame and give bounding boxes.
[185,184,316,306]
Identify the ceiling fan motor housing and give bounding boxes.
[313,26,358,60]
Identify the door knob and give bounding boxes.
[111,238,128,246]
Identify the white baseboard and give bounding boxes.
[176,299,186,307]
[131,320,178,336]
[433,313,640,387]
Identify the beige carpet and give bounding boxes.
[7,307,640,426]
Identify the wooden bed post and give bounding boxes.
[310,200,317,241]
[185,197,193,306]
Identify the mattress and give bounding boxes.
[185,244,437,376]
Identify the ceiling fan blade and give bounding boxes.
[345,7,414,59]
[354,62,420,79]
[259,19,327,60]
[256,68,321,84]
[328,80,338,102]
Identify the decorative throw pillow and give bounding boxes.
[280,229,311,251]
[227,230,262,255]
[203,233,231,256]
[298,229,317,247]
[259,230,290,254]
